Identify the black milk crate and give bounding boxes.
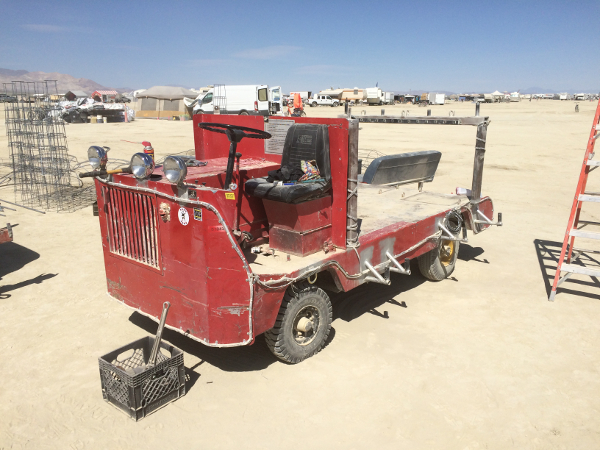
[99,336,185,421]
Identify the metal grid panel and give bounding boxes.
[3,80,95,211]
[105,187,160,268]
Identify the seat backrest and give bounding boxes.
[281,124,330,182]
[362,150,441,185]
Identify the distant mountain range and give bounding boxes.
[0,68,131,94]
[1,68,596,96]
[394,87,599,95]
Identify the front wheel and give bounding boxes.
[311,102,317,107]
[265,283,332,364]
[418,238,459,281]
[332,102,339,107]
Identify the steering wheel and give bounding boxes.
[197,123,271,191]
[197,123,271,142]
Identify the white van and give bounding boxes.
[188,85,282,116]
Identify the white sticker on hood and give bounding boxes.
[178,207,189,226]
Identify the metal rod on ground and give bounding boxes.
[346,118,359,247]
[0,198,46,214]
[148,302,170,366]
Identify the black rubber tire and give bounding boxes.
[332,102,339,107]
[194,109,204,115]
[311,102,317,107]
[265,283,332,364]
[418,239,459,281]
[239,111,249,115]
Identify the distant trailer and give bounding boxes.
[290,91,312,102]
[381,91,394,105]
[510,92,520,102]
[364,87,383,105]
[428,93,445,105]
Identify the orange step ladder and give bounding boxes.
[549,98,600,301]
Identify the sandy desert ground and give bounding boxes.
[1,99,600,449]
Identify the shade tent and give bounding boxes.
[136,86,198,100]
[135,86,197,119]
[65,90,88,101]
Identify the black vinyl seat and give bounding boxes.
[245,124,331,204]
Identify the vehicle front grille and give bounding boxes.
[104,187,160,269]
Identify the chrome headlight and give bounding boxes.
[88,146,107,169]
[130,153,155,180]
[163,156,187,185]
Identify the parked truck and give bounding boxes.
[81,107,501,365]
[382,91,394,105]
[309,94,339,107]
[186,85,282,116]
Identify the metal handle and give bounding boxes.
[148,302,170,366]
[473,210,503,226]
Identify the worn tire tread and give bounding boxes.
[418,240,459,281]
[264,283,332,364]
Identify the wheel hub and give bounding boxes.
[293,306,320,346]
[296,317,313,333]
[439,239,455,266]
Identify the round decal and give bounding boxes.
[178,207,189,226]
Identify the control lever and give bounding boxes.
[148,302,170,366]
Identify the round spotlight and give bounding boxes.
[163,156,188,185]
[130,153,155,180]
[88,146,107,169]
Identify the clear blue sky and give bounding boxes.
[1,0,598,93]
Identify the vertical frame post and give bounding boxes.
[471,121,488,231]
[346,118,359,247]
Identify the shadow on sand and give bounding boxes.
[0,241,40,279]
[533,238,600,300]
[0,242,57,299]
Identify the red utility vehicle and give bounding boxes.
[88,112,501,363]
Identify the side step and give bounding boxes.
[569,229,600,239]
[560,263,600,278]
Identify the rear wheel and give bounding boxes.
[239,110,249,115]
[418,238,459,281]
[265,283,332,364]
